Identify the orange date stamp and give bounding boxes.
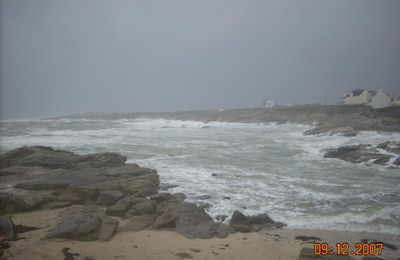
[313,242,384,256]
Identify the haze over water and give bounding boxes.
[1,117,399,234]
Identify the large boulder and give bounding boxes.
[175,202,217,239]
[119,215,156,232]
[0,146,127,170]
[0,192,46,214]
[229,210,252,232]
[127,198,155,216]
[324,145,392,164]
[47,205,119,241]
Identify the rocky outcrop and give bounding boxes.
[323,143,399,167]
[0,146,160,215]
[47,205,119,241]
[229,210,285,233]
[0,146,287,242]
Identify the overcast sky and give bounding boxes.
[1,0,399,119]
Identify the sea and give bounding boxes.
[1,117,399,235]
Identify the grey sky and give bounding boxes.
[1,0,399,119]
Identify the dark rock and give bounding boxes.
[249,213,274,225]
[324,144,393,165]
[376,141,400,154]
[223,196,231,200]
[149,193,175,204]
[96,190,124,206]
[175,202,217,239]
[120,215,156,232]
[0,217,17,240]
[229,210,251,233]
[153,209,179,229]
[106,198,130,217]
[0,192,45,214]
[127,198,155,216]
[393,157,400,166]
[47,205,119,241]
[295,235,321,242]
[215,223,235,238]
[274,221,287,228]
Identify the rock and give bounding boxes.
[106,198,130,217]
[0,192,45,214]
[324,145,392,164]
[120,215,156,232]
[47,205,119,241]
[223,196,231,200]
[84,152,127,168]
[211,173,218,177]
[15,181,69,190]
[249,213,274,225]
[376,141,400,154]
[393,157,400,166]
[0,146,127,170]
[215,223,235,238]
[98,217,119,242]
[149,193,175,204]
[173,193,187,202]
[127,198,155,216]
[229,210,251,233]
[123,179,159,197]
[0,217,17,240]
[329,127,357,137]
[153,210,179,229]
[0,146,79,169]
[175,202,217,239]
[96,190,124,206]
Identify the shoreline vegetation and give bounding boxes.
[0,146,399,260]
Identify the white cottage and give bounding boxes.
[368,87,391,109]
[262,99,275,109]
[391,96,400,106]
[342,89,374,105]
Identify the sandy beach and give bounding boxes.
[2,208,399,260]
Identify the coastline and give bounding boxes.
[4,208,399,260]
[1,113,399,259]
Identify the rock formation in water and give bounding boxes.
[0,146,282,242]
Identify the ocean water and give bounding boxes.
[1,118,399,235]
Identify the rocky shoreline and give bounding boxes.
[323,141,400,168]
[0,146,284,255]
[0,146,399,259]
[55,104,400,135]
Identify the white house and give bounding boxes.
[391,96,400,106]
[262,99,275,109]
[342,89,374,105]
[368,87,392,109]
